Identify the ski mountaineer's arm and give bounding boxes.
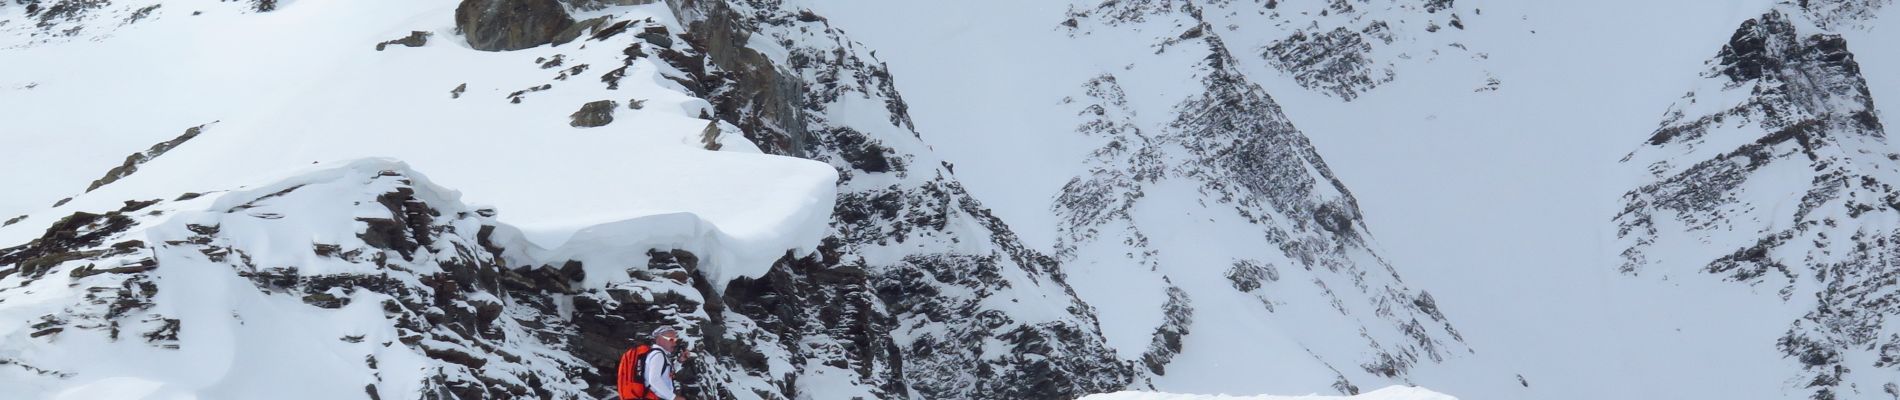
[644,350,677,400]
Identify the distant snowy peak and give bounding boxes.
[1617,6,1900,400]
[1241,0,1486,100]
[1074,0,1491,100]
[1618,7,1888,279]
[1794,0,1890,29]
[1054,2,1500,395]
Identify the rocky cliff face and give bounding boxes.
[0,0,1572,398]
[1128,0,1492,101]
[1052,0,1490,394]
[1,0,1073,398]
[1617,7,1900,400]
[665,0,1139,397]
[1796,0,1890,29]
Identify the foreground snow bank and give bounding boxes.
[1080,386,1457,400]
[0,157,836,399]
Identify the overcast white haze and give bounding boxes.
[4,0,1900,399]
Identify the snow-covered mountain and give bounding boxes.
[2,0,1132,398]
[1045,1,1513,396]
[1193,0,1495,101]
[11,0,1900,399]
[1616,2,1900,399]
[667,1,1133,398]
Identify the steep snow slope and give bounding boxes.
[1617,3,1900,399]
[667,1,1135,397]
[808,0,1523,398]
[803,1,1900,400]
[1053,3,1516,397]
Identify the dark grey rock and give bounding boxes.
[569,100,617,128]
[698,121,722,150]
[1263,26,1387,102]
[552,16,610,46]
[88,124,211,192]
[454,0,575,52]
[125,4,160,24]
[635,25,672,48]
[1139,286,1192,375]
[589,19,633,42]
[375,31,430,51]
[506,84,551,104]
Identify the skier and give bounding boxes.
[617,326,691,400]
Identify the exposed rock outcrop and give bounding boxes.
[671,1,1135,397]
[87,123,212,192]
[1796,0,1891,29]
[1618,8,1900,400]
[375,30,430,51]
[455,0,576,51]
[569,100,618,127]
[1056,1,1485,391]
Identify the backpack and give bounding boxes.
[616,344,670,400]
